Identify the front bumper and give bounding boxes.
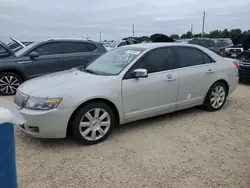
[239,68,250,82]
[17,107,74,138]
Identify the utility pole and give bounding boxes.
[202,11,205,37]
[132,24,135,37]
[191,25,193,34]
[99,32,102,42]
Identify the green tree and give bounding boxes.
[230,29,242,36]
[170,34,180,39]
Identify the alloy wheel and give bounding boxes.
[210,86,226,109]
[0,75,20,95]
[79,108,111,141]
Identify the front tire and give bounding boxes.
[203,82,228,112]
[71,102,115,145]
[0,72,23,95]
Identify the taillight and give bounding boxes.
[233,60,239,69]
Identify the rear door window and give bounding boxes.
[177,47,204,67]
[86,43,97,51]
[62,42,89,54]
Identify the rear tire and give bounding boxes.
[203,82,228,112]
[0,72,23,95]
[71,102,115,145]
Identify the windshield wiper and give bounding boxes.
[84,69,100,75]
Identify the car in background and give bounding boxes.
[0,37,33,56]
[0,38,107,95]
[237,35,250,82]
[176,38,233,56]
[105,38,138,51]
[14,43,238,145]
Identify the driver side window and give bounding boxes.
[124,47,176,79]
[32,43,61,56]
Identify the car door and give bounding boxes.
[175,46,217,108]
[22,42,62,79]
[122,47,179,121]
[61,42,99,70]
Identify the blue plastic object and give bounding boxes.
[0,123,18,188]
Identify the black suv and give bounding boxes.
[0,38,107,95]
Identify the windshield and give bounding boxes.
[84,47,145,75]
[15,42,39,56]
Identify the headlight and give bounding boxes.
[25,97,62,110]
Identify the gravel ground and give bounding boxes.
[2,83,250,188]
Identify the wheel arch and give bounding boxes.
[66,98,120,136]
[212,79,229,96]
[0,68,26,81]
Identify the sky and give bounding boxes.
[0,0,250,41]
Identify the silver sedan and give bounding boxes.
[14,43,239,144]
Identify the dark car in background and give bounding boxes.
[237,35,250,82]
[0,38,107,95]
[187,38,232,56]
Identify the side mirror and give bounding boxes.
[132,69,148,78]
[29,52,39,59]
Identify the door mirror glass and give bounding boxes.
[29,51,39,59]
[132,69,148,78]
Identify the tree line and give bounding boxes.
[123,28,250,42]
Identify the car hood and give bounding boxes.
[18,68,110,97]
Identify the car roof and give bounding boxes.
[124,42,205,50]
[45,38,99,43]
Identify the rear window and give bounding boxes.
[62,42,89,53]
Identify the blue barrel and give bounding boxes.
[0,123,18,188]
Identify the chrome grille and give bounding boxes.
[14,91,27,109]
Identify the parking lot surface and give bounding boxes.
[2,84,250,188]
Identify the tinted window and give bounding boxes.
[132,48,176,74]
[203,53,212,64]
[216,41,229,48]
[117,41,127,47]
[86,43,97,51]
[33,43,60,55]
[177,47,204,67]
[189,39,199,45]
[62,42,89,54]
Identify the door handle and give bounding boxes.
[206,69,214,74]
[165,75,176,82]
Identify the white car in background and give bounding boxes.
[104,39,138,51]
[14,43,239,145]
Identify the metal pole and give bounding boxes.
[202,11,205,37]
[191,25,193,34]
[132,24,135,37]
[99,32,102,42]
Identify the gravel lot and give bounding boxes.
[2,83,250,188]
